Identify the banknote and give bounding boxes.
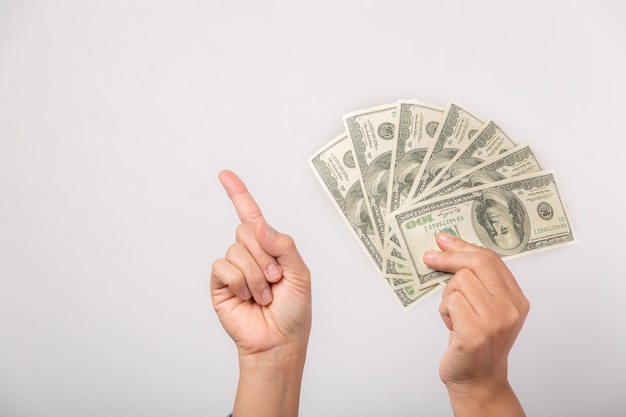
[388,100,444,213]
[310,98,576,311]
[385,99,444,280]
[343,103,398,250]
[309,132,386,274]
[391,281,445,311]
[389,171,577,279]
[423,119,517,197]
[308,132,413,284]
[309,133,437,310]
[409,101,484,201]
[420,145,542,202]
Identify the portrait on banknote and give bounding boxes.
[472,188,530,255]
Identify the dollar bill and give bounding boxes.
[309,132,385,274]
[420,145,542,202]
[408,101,484,201]
[309,133,413,284]
[384,99,444,280]
[309,134,437,309]
[423,119,517,197]
[309,99,577,311]
[391,281,445,311]
[389,100,444,212]
[343,103,398,250]
[389,171,577,279]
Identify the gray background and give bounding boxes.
[1,1,625,416]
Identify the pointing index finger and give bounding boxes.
[218,170,265,223]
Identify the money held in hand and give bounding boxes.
[389,171,576,279]
[309,99,577,311]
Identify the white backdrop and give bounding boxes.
[1,1,625,416]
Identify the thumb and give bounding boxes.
[255,221,310,283]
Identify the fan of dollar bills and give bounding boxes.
[309,99,577,311]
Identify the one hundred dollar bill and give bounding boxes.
[420,145,542,202]
[409,101,484,201]
[389,171,577,279]
[309,133,384,274]
[344,103,398,250]
[384,99,444,280]
[309,98,577,311]
[309,133,413,283]
[390,281,445,311]
[389,99,444,213]
[309,134,436,309]
[424,119,517,196]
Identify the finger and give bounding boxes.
[424,233,521,295]
[235,222,283,283]
[211,258,252,301]
[435,231,485,253]
[443,268,492,315]
[424,251,510,294]
[255,221,310,290]
[439,288,476,333]
[218,170,265,223]
[226,241,273,305]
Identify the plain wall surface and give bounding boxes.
[1,1,625,416]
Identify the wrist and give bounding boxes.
[445,380,526,417]
[238,341,308,381]
[233,342,308,417]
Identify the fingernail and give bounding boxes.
[437,231,454,244]
[423,250,438,263]
[261,288,273,304]
[263,222,274,239]
[242,286,251,300]
[267,263,282,280]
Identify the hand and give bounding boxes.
[211,170,311,417]
[211,170,312,358]
[423,232,529,417]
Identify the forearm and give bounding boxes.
[446,381,526,417]
[233,345,307,417]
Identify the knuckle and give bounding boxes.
[442,290,465,311]
[250,270,266,286]
[211,257,227,276]
[234,224,245,242]
[467,250,499,271]
[492,303,525,336]
[487,249,500,261]
[521,295,531,315]
[234,221,255,242]
[452,268,473,284]
[503,307,521,327]
[211,257,224,271]
[449,268,476,292]
[281,233,296,251]
[225,242,244,259]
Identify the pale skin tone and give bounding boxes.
[211,170,311,417]
[211,170,529,417]
[424,233,529,416]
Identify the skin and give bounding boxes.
[211,170,311,417]
[424,232,529,417]
[212,170,529,417]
